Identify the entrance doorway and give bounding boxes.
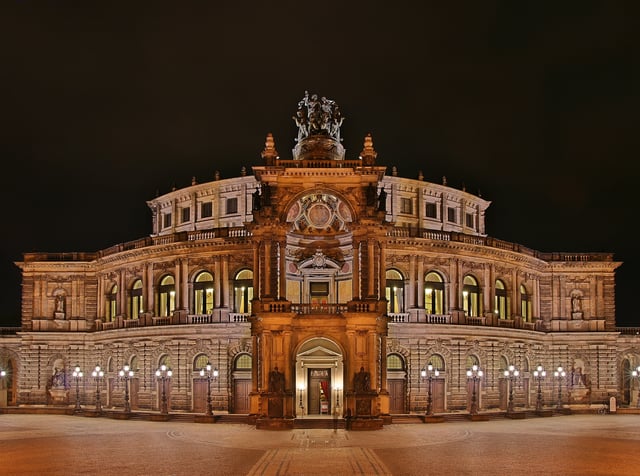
[308,368,331,415]
[295,337,344,418]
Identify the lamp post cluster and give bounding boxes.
[421,364,440,416]
[504,365,519,413]
[92,365,104,412]
[72,365,83,411]
[466,365,483,415]
[156,364,172,414]
[119,365,134,413]
[533,365,546,412]
[199,362,218,416]
[631,365,640,408]
[554,366,566,409]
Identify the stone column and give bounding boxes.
[214,258,221,308]
[221,255,229,308]
[352,240,360,300]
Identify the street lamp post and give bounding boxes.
[72,365,83,411]
[466,365,483,415]
[533,365,546,412]
[199,362,218,416]
[631,365,640,408]
[119,365,134,413]
[554,366,566,410]
[91,365,104,413]
[155,364,172,415]
[421,364,440,416]
[504,365,519,413]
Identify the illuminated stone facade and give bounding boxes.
[1,93,638,423]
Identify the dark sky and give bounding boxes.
[1,2,638,327]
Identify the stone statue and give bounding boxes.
[354,366,371,393]
[571,294,582,312]
[377,188,387,212]
[269,366,285,393]
[51,367,65,388]
[292,91,345,142]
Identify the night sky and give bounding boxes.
[1,3,638,327]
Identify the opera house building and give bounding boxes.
[1,93,638,428]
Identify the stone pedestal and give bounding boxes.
[422,415,445,423]
[48,388,68,406]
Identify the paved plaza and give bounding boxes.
[1,413,639,475]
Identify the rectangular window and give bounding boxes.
[310,282,329,296]
[163,213,172,228]
[226,197,238,215]
[465,212,474,229]
[447,207,456,223]
[201,201,213,218]
[400,198,412,214]
[181,207,190,223]
[425,202,437,218]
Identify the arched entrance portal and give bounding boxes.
[295,337,344,418]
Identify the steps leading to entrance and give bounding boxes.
[294,418,345,429]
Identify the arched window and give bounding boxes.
[387,353,405,371]
[520,284,531,321]
[466,354,480,369]
[158,275,176,317]
[462,275,480,317]
[194,353,210,371]
[425,271,445,314]
[495,279,508,319]
[159,354,172,369]
[427,354,445,372]
[233,269,253,314]
[234,353,252,370]
[193,271,214,315]
[130,279,143,319]
[385,269,404,314]
[106,284,118,322]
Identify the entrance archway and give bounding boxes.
[295,337,344,417]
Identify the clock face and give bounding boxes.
[306,202,332,228]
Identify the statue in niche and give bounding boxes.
[51,367,65,388]
[571,294,582,313]
[354,366,371,393]
[377,188,387,212]
[54,294,66,318]
[269,366,285,393]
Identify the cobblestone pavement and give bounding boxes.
[1,414,640,475]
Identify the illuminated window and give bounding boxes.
[520,284,531,321]
[233,269,253,314]
[193,271,214,314]
[462,275,480,317]
[387,354,405,370]
[106,284,118,321]
[385,269,404,314]
[158,275,176,317]
[130,279,143,319]
[235,354,252,370]
[425,271,445,314]
[494,279,508,319]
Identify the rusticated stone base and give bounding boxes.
[467,414,490,421]
[149,414,171,422]
[421,415,445,423]
[347,417,384,430]
[256,417,295,430]
[194,415,217,423]
[506,411,526,419]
